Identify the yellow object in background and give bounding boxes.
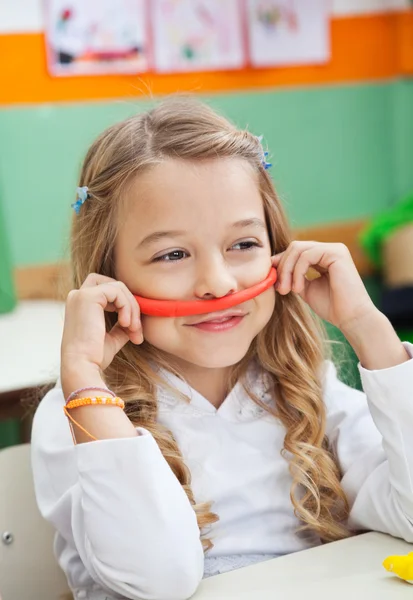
[305,266,322,281]
[383,552,413,584]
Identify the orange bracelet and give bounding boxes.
[63,396,125,443]
[65,396,125,410]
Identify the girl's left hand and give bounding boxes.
[272,241,377,334]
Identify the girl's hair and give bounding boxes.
[71,96,350,548]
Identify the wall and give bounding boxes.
[0,84,399,266]
[0,0,412,270]
[392,79,413,200]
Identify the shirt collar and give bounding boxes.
[156,362,275,422]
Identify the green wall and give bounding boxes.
[392,80,413,201]
[0,80,412,268]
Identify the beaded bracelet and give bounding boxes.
[64,396,124,443]
[66,396,125,410]
[66,386,116,404]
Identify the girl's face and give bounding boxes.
[115,158,275,371]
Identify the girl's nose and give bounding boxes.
[194,263,238,300]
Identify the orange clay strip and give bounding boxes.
[135,268,277,317]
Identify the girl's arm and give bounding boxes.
[60,273,143,443]
[31,384,204,600]
[339,309,409,371]
[323,350,413,540]
[272,241,408,370]
[32,274,204,599]
[61,361,138,442]
[273,241,413,539]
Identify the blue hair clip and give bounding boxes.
[71,186,90,215]
[256,135,272,170]
[263,151,272,170]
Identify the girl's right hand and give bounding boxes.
[61,273,143,376]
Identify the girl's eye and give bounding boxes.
[231,240,261,251]
[154,250,188,262]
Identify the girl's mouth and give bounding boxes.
[186,311,246,332]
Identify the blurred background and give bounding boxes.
[1,0,413,448]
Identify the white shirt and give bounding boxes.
[31,344,413,600]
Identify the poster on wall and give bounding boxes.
[44,0,149,76]
[151,0,246,73]
[246,0,330,68]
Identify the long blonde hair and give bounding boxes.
[71,97,350,548]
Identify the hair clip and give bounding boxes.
[256,135,272,170]
[71,186,90,215]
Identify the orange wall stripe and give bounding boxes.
[0,13,407,106]
[397,11,413,74]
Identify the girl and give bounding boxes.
[32,98,413,600]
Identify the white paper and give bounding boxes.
[151,0,246,73]
[45,0,149,76]
[247,0,330,67]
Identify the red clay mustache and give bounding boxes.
[134,267,277,317]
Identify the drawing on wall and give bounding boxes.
[45,0,149,76]
[246,0,330,67]
[151,0,246,73]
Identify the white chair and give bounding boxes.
[0,444,70,600]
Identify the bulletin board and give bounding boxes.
[150,0,246,73]
[45,0,149,75]
[44,0,331,77]
[246,0,330,68]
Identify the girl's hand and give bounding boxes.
[272,241,377,333]
[61,273,143,375]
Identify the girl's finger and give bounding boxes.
[111,289,132,330]
[271,253,285,267]
[81,272,117,289]
[83,280,143,342]
[80,275,143,339]
[92,283,132,329]
[273,249,296,293]
[276,242,322,295]
[126,327,144,345]
[275,243,306,295]
[291,248,325,294]
[124,315,143,344]
[125,286,142,334]
[85,277,141,335]
[106,322,130,356]
[112,281,142,338]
